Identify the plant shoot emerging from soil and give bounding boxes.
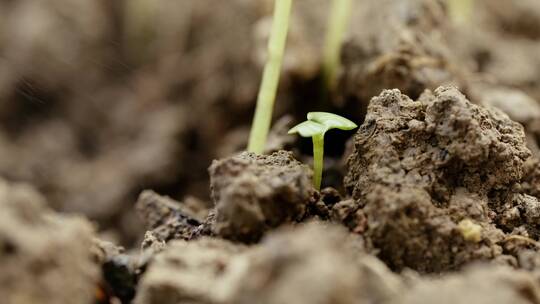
[323,0,353,91]
[248,0,293,154]
[448,0,474,25]
[289,112,357,190]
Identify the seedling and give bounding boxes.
[288,112,357,190]
[248,0,293,154]
[323,0,353,91]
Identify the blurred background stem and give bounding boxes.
[322,0,352,92]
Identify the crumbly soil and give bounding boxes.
[208,151,316,243]
[3,0,540,303]
[344,86,531,272]
[0,178,99,304]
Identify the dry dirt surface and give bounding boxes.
[4,0,540,303]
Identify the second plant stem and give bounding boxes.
[323,0,352,91]
[312,134,324,190]
[448,0,473,25]
[247,0,293,154]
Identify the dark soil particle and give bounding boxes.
[94,240,138,304]
[136,190,210,247]
[521,159,540,199]
[134,221,540,304]
[4,0,540,303]
[345,86,533,272]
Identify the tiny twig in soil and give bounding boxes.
[289,112,357,190]
[502,235,540,248]
[248,0,293,154]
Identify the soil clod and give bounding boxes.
[209,151,316,243]
[345,86,532,272]
[0,178,99,304]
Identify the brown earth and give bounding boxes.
[3,0,540,303]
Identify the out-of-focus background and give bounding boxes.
[0,0,330,245]
[2,0,540,246]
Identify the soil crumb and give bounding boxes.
[133,237,247,304]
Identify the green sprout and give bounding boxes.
[323,0,353,91]
[288,112,357,190]
[248,0,293,154]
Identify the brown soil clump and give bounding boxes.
[450,0,540,101]
[397,265,540,304]
[209,151,316,243]
[135,222,402,304]
[345,86,532,272]
[0,178,99,304]
[136,190,210,247]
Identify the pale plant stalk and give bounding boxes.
[248,0,293,154]
[312,134,324,190]
[323,0,352,91]
[448,0,473,25]
[125,0,159,62]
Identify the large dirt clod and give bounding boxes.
[345,86,532,272]
[134,237,246,304]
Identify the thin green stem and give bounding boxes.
[323,0,352,91]
[248,0,293,154]
[312,134,324,190]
